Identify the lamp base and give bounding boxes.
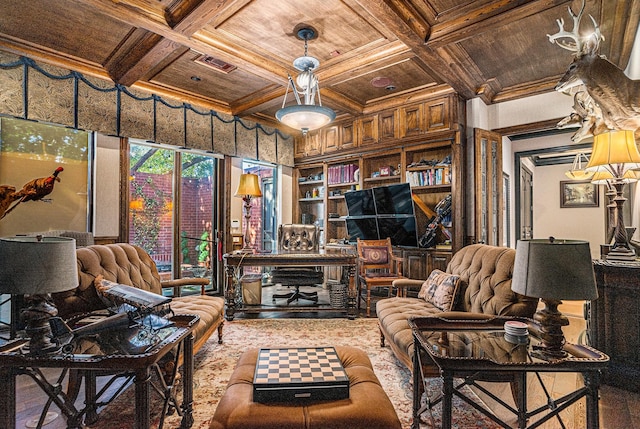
[605,246,636,261]
[20,294,60,355]
[532,298,568,360]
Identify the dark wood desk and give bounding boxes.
[223,250,357,320]
[0,314,198,429]
[409,316,609,429]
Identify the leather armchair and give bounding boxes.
[271,224,324,304]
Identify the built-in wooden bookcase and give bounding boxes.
[325,159,360,243]
[361,150,402,189]
[295,164,325,233]
[404,142,454,250]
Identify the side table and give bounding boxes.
[409,316,609,429]
[0,314,199,429]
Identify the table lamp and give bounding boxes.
[585,129,640,261]
[234,173,262,253]
[0,236,78,354]
[512,237,597,359]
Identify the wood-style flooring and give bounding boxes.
[6,288,640,428]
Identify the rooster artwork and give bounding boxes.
[0,167,64,219]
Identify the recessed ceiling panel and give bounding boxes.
[459,5,579,90]
[0,0,133,65]
[332,59,441,104]
[150,51,274,103]
[213,0,384,65]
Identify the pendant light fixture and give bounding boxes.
[275,25,335,136]
[564,152,594,180]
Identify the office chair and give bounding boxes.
[271,224,324,304]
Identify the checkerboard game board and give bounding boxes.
[253,347,350,402]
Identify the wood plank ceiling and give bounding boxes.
[0,0,637,134]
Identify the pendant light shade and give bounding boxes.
[275,26,335,135]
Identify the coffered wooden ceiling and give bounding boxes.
[0,0,638,133]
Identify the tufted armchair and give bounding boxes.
[376,244,538,372]
[52,243,225,353]
[271,224,324,304]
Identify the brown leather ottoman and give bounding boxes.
[209,346,402,429]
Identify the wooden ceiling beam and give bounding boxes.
[168,0,248,35]
[104,30,189,86]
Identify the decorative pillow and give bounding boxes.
[417,269,461,311]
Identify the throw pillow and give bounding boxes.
[417,269,461,311]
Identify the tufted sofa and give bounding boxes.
[52,243,225,353]
[376,244,538,372]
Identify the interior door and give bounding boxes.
[520,165,533,240]
[474,129,503,245]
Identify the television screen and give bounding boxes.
[345,216,379,243]
[344,189,376,216]
[377,215,418,247]
[372,183,414,215]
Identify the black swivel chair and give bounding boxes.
[271,224,324,304]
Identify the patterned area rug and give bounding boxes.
[95,318,500,429]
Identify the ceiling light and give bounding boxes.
[564,152,594,180]
[276,26,335,135]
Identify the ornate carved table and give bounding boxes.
[409,316,609,429]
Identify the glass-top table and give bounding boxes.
[408,316,609,429]
[223,250,357,320]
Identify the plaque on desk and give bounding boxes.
[253,347,350,403]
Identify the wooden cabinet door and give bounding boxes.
[305,132,322,157]
[399,103,424,138]
[341,122,356,150]
[358,115,379,146]
[294,136,306,158]
[426,250,452,274]
[425,98,450,131]
[379,110,398,142]
[322,125,340,153]
[402,248,429,280]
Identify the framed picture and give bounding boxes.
[379,166,391,176]
[560,180,599,208]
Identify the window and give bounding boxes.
[128,141,221,294]
[242,161,277,253]
[0,117,91,236]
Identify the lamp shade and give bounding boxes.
[585,130,640,174]
[590,169,639,185]
[512,238,597,301]
[275,104,336,133]
[235,173,262,198]
[0,236,78,294]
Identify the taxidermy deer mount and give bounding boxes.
[549,0,640,142]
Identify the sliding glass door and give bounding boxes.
[129,141,220,293]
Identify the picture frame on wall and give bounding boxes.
[560,180,599,208]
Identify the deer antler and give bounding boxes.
[547,1,586,53]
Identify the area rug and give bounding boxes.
[94,318,501,429]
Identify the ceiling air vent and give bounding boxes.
[195,55,237,74]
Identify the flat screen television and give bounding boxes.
[377,215,418,247]
[344,188,376,216]
[345,217,379,242]
[372,183,414,215]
